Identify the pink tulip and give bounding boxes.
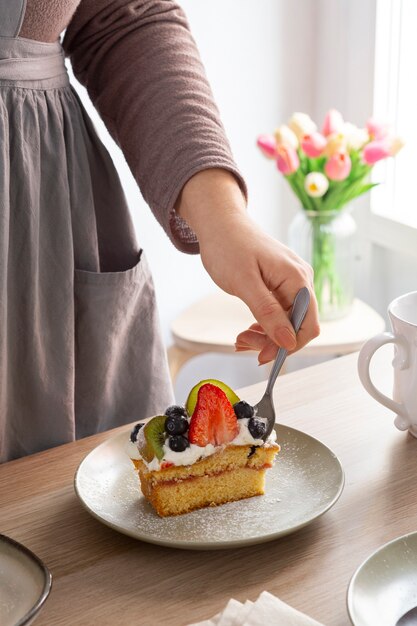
[257,134,277,159]
[301,132,327,157]
[322,109,344,137]
[325,151,351,181]
[366,117,389,140]
[362,139,391,164]
[276,144,299,175]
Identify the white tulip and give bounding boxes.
[389,136,405,156]
[274,125,299,149]
[343,122,369,150]
[288,112,317,141]
[325,132,347,157]
[304,172,329,198]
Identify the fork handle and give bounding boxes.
[265,287,311,396]
[265,347,288,396]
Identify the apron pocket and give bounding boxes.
[74,250,174,439]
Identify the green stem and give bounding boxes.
[310,215,344,316]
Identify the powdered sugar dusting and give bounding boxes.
[75,426,344,549]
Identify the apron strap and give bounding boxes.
[0,0,27,38]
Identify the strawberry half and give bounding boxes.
[188,383,239,446]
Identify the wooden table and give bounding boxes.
[1,351,416,626]
[168,292,385,380]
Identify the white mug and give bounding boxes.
[358,291,417,437]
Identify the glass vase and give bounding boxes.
[288,209,357,320]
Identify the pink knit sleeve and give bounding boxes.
[62,0,247,254]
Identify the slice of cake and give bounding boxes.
[127,379,280,517]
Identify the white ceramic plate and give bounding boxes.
[74,424,344,550]
[0,535,52,626]
[348,531,417,626]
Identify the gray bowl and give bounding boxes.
[0,534,52,626]
[348,531,417,625]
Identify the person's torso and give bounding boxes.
[18,0,82,43]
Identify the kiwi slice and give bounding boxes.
[186,379,240,416]
[139,415,167,462]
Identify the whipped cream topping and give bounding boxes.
[127,416,278,471]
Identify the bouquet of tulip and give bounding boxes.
[257,109,404,316]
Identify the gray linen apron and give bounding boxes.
[0,0,174,463]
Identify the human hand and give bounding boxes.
[176,169,320,363]
[199,213,320,363]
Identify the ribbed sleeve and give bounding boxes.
[62,0,247,254]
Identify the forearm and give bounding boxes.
[63,1,246,253]
[175,168,248,242]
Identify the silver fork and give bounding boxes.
[255,287,311,441]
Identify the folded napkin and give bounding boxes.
[188,591,325,626]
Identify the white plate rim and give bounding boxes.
[74,424,345,550]
[346,530,417,625]
[0,533,52,626]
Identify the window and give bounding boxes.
[372,0,417,230]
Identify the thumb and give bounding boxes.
[239,282,297,351]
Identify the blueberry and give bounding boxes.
[248,417,267,439]
[165,405,188,419]
[130,422,143,443]
[233,400,255,420]
[168,435,190,452]
[165,415,189,436]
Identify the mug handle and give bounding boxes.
[357,332,410,430]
